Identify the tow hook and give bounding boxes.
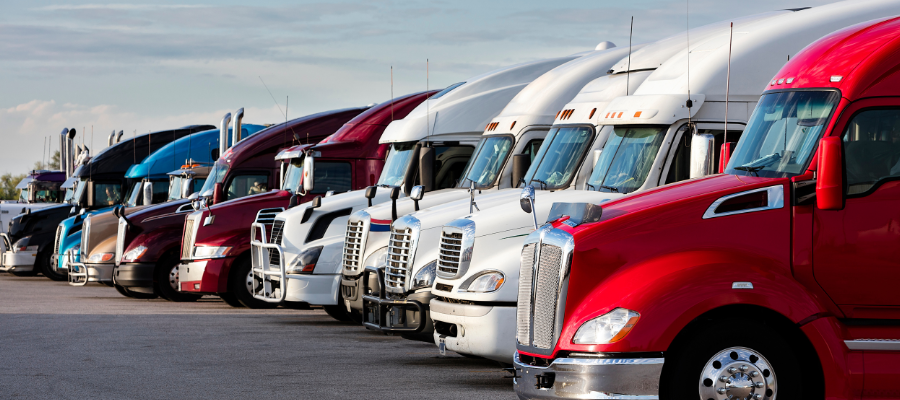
[535,372,555,389]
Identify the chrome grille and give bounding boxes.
[268,220,285,267]
[54,225,63,255]
[255,208,284,224]
[516,243,536,345]
[181,219,195,260]
[437,231,462,276]
[115,218,126,264]
[81,215,92,258]
[385,226,413,291]
[533,244,562,349]
[342,219,366,274]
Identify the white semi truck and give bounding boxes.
[250,55,579,320]
[432,0,900,364]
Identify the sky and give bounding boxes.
[0,0,837,174]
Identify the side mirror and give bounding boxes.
[718,143,734,174]
[325,191,334,197]
[417,146,435,193]
[410,185,424,211]
[311,196,322,209]
[689,132,716,178]
[816,137,844,210]
[389,186,401,221]
[142,181,153,206]
[302,155,315,193]
[592,149,602,168]
[86,181,95,208]
[520,185,538,230]
[181,178,193,199]
[188,192,200,200]
[288,194,302,209]
[364,186,377,207]
[511,154,531,188]
[212,182,225,205]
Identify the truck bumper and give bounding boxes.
[285,273,341,305]
[114,262,156,289]
[430,299,516,363]
[513,352,664,399]
[81,263,114,284]
[340,273,366,312]
[178,258,231,294]
[0,250,37,272]
[360,267,433,334]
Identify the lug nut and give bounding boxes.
[717,388,727,394]
[756,382,764,388]
[740,365,749,372]
[728,367,737,374]
[719,376,729,382]
[754,394,762,400]
[750,371,759,377]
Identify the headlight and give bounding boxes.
[286,246,323,274]
[88,252,115,263]
[13,238,38,252]
[192,246,232,259]
[412,261,436,290]
[122,245,148,261]
[461,271,505,293]
[572,308,640,344]
[363,247,389,271]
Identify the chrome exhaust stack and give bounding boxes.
[107,130,115,147]
[66,128,77,177]
[59,128,69,177]
[232,108,244,146]
[116,130,124,143]
[219,112,232,157]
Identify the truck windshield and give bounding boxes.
[377,142,417,186]
[282,157,304,192]
[71,179,87,206]
[522,127,593,190]
[587,125,668,194]
[727,90,840,178]
[199,161,229,196]
[126,182,142,206]
[457,136,513,189]
[168,176,184,201]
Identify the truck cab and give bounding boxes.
[513,11,900,400]
[0,170,67,268]
[68,122,264,288]
[174,106,368,307]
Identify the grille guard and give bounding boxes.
[361,266,427,333]
[67,249,88,286]
[249,222,285,303]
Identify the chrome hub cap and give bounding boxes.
[168,266,179,291]
[699,347,776,400]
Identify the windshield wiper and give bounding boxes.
[585,183,597,191]
[599,185,620,193]
[529,179,547,190]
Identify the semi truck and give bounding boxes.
[68,121,265,288]
[513,11,900,400]
[3,125,213,280]
[0,170,67,269]
[173,105,376,307]
[114,107,364,301]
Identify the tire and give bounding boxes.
[39,248,67,281]
[662,318,803,400]
[219,292,244,307]
[154,253,201,302]
[323,305,353,321]
[114,284,158,299]
[228,257,278,309]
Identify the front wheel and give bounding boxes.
[662,318,804,400]
[155,256,201,302]
[228,257,278,309]
[39,249,67,281]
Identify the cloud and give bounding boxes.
[0,99,285,174]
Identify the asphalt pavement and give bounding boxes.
[0,274,517,399]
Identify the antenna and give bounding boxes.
[259,76,285,118]
[725,22,733,145]
[43,136,47,169]
[685,0,693,127]
[426,59,430,139]
[627,16,633,96]
[390,66,395,121]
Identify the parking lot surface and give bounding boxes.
[0,275,517,399]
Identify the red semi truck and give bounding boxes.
[113,108,364,301]
[514,17,900,400]
[177,92,433,308]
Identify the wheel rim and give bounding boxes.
[699,346,776,400]
[245,271,255,295]
[168,266,179,291]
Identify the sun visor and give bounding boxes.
[15,177,34,190]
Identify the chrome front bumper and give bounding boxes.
[513,352,664,399]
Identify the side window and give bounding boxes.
[313,162,352,193]
[193,179,206,193]
[434,146,475,189]
[522,139,543,162]
[843,109,900,195]
[94,183,122,206]
[151,181,169,204]
[227,174,269,200]
[665,128,743,184]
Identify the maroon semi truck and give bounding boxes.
[113,107,367,301]
[177,92,435,308]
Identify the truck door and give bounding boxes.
[813,100,900,314]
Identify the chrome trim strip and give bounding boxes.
[702,185,784,219]
[845,339,900,351]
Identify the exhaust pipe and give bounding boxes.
[116,130,124,143]
[232,108,244,146]
[67,128,77,177]
[107,130,115,147]
[59,128,69,177]
[219,112,232,158]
